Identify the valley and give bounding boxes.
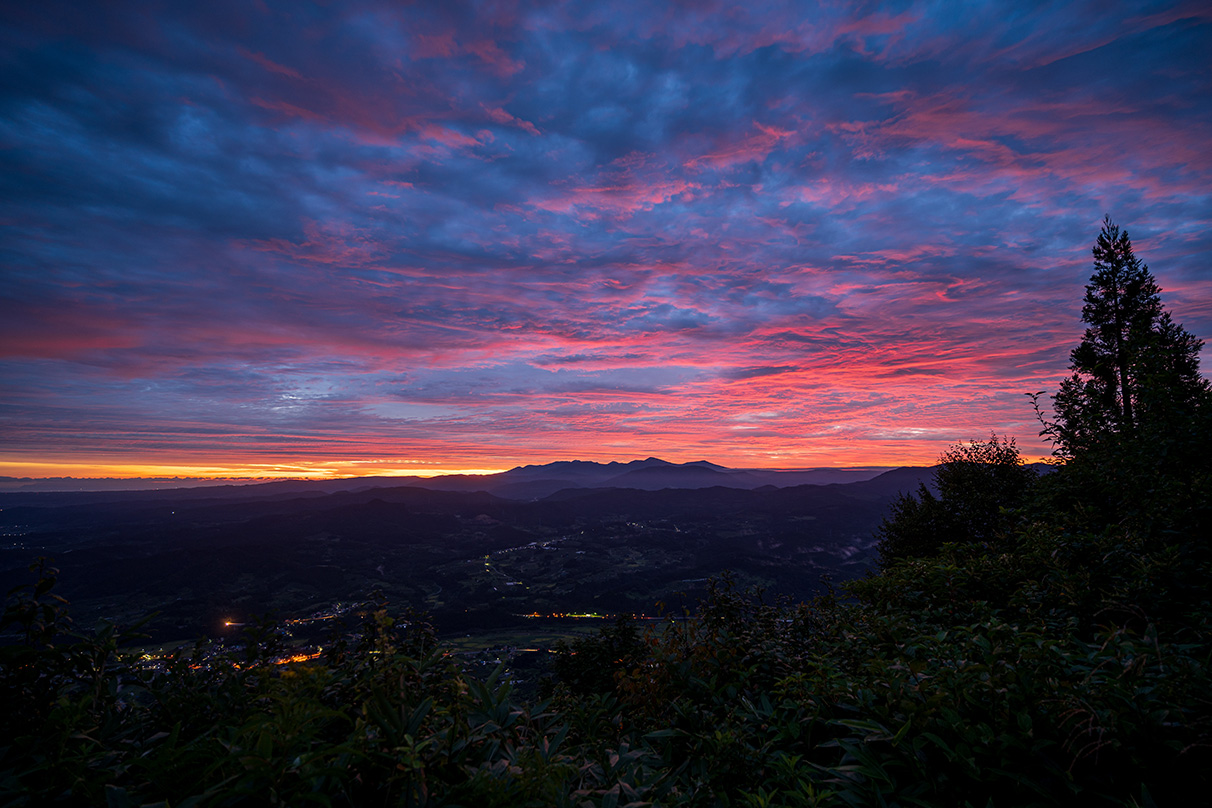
[0,460,932,647]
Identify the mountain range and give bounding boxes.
[0,458,900,504]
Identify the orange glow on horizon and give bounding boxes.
[0,458,510,482]
[0,443,1056,485]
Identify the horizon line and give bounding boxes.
[0,458,940,494]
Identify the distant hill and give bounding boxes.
[0,458,902,507]
[599,463,764,491]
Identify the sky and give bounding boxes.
[2,1,1211,481]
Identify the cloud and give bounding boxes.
[725,365,798,380]
[1,0,1209,472]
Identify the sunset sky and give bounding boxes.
[2,1,1211,481]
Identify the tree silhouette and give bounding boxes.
[1047,216,1210,457]
[876,434,1034,566]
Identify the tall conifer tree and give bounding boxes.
[1049,216,1209,456]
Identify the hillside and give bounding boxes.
[0,465,933,643]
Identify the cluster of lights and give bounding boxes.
[520,611,609,619]
[283,614,336,625]
[274,651,322,665]
[519,611,658,620]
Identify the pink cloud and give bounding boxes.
[238,47,304,80]
[829,88,1212,205]
[249,95,326,123]
[684,121,796,171]
[530,178,699,218]
[418,124,484,149]
[411,30,523,77]
[481,103,540,135]
[412,31,458,58]
[240,219,383,267]
[464,38,525,77]
[782,178,897,211]
[0,308,141,360]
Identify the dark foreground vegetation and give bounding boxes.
[3,219,1210,805]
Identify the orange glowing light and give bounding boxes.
[276,652,322,665]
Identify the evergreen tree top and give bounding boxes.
[1082,215,1162,343]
